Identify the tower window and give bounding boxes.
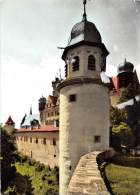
[69,94,76,102]
[94,135,101,143]
[72,56,79,71]
[88,55,96,70]
[65,64,68,77]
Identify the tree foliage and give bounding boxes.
[110,84,140,151]
[110,106,128,125]
[5,173,34,195]
[112,122,133,146]
[1,127,17,192]
[118,83,136,103]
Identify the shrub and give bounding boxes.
[28,159,36,166]
[108,154,140,168]
[35,162,45,172]
[21,155,28,163]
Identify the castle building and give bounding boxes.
[58,1,110,194]
[110,59,140,106]
[14,100,59,167]
[39,77,61,127]
[5,2,140,194]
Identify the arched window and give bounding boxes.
[88,55,96,70]
[72,56,79,71]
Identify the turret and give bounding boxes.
[38,96,46,112]
[58,1,110,194]
[52,77,61,97]
[4,116,15,134]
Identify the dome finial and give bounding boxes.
[83,0,87,21]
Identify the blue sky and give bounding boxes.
[1,0,140,127]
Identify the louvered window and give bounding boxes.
[88,55,96,70]
[65,64,68,77]
[72,56,79,71]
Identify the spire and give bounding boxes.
[83,0,87,21]
[30,105,32,115]
[124,57,127,64]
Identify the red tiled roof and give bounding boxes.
[5,116,15,125]
[15,125,59,133]
[112,77,119,90]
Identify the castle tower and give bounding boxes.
[4,116,15,134]
[58,1,110,195]
[52,77,61,97]
[39,96,46,126]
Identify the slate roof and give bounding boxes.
[68,20,102,46]
[21,114,40,127]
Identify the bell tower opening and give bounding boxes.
[88,55,96,70]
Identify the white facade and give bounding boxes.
[66,45,104,79]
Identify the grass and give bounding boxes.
[15,161,59,195]
[105,164,140,195]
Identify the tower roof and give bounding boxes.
[62,1,109,60]
[68,0,101,46]
[68,20,102,47]
[118,59,134,73]
[5,116,15,125]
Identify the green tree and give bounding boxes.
[110,106,128,125]
[6,173,34,195]
[118,83,138,104]
[1,127,17,192]
[126,101,140,146]
[112,122,133,146]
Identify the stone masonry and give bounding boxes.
[67,151,110,195]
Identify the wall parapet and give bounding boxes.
[67,151,110,195]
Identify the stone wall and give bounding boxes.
[67,151,110,195]
[59,83,110,195]
[15,131,59,167]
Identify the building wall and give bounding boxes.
[66,45,103,79]
[59,83,110,195]
[40,100,59,126]
[15,131,59,167]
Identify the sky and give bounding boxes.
[1,0,140,127]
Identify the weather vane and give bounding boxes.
[83,0,87,20]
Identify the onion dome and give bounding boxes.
[118,59,134,73]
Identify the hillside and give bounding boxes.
[15,160,59,195]
[105,164,140,195]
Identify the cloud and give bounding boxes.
[113,45,119,52]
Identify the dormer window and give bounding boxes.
[72,56,79,71]
[88,55,96,70]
